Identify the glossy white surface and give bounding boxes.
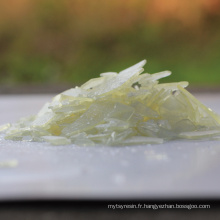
[0,94,220,200]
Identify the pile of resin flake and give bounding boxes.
[1,60,220,146]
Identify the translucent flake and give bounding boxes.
[61,87,86,97]
[88,61,146,97]
[87,133,111,143]
[179,130,220,140]
[144,71,171,82]
[0,160,18,168]
[81,77,106,90]
[131,101,159,118]
[122,136,164,145]
[42,136,71,145]
[109,128,136,145]
[100,72,117,77]
[37,102,52,116]
[0,123,11,132]
[95,118,130,132]
[155,81,189,90]
[32,112,55,127]
[73,138,95,146]
[173,119,196,133]
[119,60,146,75]
[178,85,220,125]
[61,101,118,136]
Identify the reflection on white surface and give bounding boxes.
[0,159,18,168]
[144,149,169,161]
[0,135,220,200]
[0,94,220,200]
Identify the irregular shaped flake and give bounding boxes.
[109,128,136,145]
[119,60,146,75]
[37,102,52,116]
[42,136,71,145]
[179,130,220,140]
[64,101,133,137]
[81,77,106,90]
[0,123,11,132]
[132,71,171,88]
[50,103,90,114]
[32,112,55,128]
[131,101,159,119]
[178,85,220,125]
[155,81,189,90]
[137,120,159,136]
[87,133,111,143]
[100,72,117,77]
[122,136,164,145]
[61,87,87,97]
[173,119,196,133]
[88,65,145,97]
[5,128,31,141]
[95,118,130,132]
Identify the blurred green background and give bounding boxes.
[0,0,220,93]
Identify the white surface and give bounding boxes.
[0,94,220,200]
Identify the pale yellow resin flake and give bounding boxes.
[2,59,220,146]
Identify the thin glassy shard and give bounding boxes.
[37,102,52,116]
[146,71,171,81]
[42,136,71,145]
[100,72,117,77]
[119,60,146,75]
[2,59,220,146]
[179,130,220,139]
[122,136,164,145]
[0,123,11,132]
[61,87,87,97]
[155,81,189,90]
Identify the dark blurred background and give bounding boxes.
[0,0,220,93]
